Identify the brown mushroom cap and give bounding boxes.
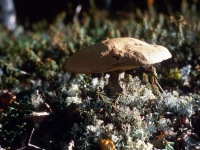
[65,37,172,74]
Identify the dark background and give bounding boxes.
[13,0,198,25]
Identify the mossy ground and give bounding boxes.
[0,1,200,149]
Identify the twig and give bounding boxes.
[155,79,165,93]
[27,128,43,149]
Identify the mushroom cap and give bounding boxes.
[24,112,50,123]
[65,37,172,74]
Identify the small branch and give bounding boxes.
[27,128,43,149]
[155,79,165,93]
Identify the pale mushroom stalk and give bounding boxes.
[107,71,125,96]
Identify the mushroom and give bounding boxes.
[24,111,50,129]
[24,111,50,149]
[65,37,172,96]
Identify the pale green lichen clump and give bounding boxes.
[66,74,200,149]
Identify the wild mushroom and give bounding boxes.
[24,111,50,129]
[65,37,172,96]
[24,111,50,149]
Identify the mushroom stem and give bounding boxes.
[107,71,125,97]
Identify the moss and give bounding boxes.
[0,0,200,149]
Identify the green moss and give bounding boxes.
[0,0,200,149]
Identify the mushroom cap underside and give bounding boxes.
[24,112,50,123]
[65,37,172,74]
